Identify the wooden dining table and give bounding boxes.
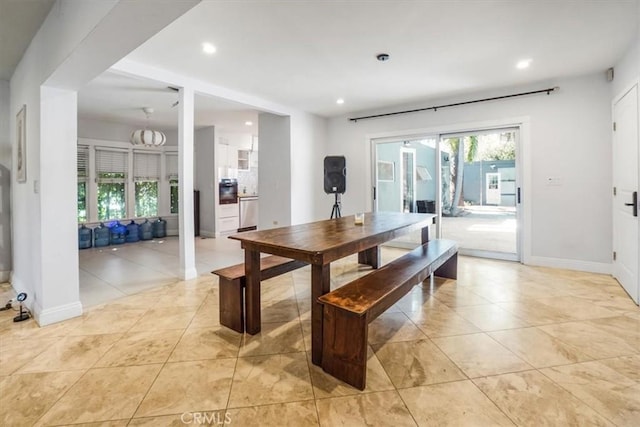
[228,211,435,365]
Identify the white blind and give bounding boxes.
[96,148,128,180]
[77,145,89,181]
[133,151,161,181]
[166,153,178,180]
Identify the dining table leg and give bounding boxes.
[244,248,262,335]
[311,263,331,366]
[421,225,430,244]
[357,246,380,269]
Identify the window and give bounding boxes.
[77,146,89,222]
[96,149,127,221]
[166,153,179,214]
[488,173,500,190]
[134,151,160,217]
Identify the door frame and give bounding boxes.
[612,79,640,304]
[367,117,530,263]
[399,147,417,212]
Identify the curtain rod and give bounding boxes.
[348,86,559,122]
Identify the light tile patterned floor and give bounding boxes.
[0,243,639,426]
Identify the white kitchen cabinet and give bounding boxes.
[249,150,258,168]
[227,146,238,169]
[219,215,239,233]
[218,203,239,233]
[238,149,250,171]
[217,142,238,169]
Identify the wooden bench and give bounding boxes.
[318,239,458,390]
[212,256,307,333]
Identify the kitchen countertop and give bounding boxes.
[239,195,258,199]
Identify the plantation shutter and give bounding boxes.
[77,145,89,181]
[95,148,128,182]
[133,151,161,182]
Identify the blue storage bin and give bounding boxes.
[109,221,126,245]
[152,217,167,238]
[78,224,92,249]
[94,223,110,248]
[126,220,140,243]
[139,219,153,240]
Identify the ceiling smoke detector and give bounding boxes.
[376,53,390,62]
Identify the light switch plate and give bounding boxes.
[546,176,563,186]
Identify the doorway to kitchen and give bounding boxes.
[372,126,521,261]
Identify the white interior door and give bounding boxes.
[613,84,639,304]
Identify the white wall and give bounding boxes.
[258,113,291,229]
[327,73,613,272]
[290,112,327,224]
[194,126,216,237]
[78,117,136,143]
[9,0,198,324]
[612,22,639,97]
[0,80,11,281]
[39,86,81,317]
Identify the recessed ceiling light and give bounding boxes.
[516,59,532,69]
[336,98,345,105]
[245,121,253,126]
[202,42,217,54]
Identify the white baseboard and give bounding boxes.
[527,256,612,275]
[200,230,216,238]
[180,267,199,280]
[34,301,83,327]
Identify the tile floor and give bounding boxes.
[0,238,639,426]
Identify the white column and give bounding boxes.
[38,86,83,325]
[178,87,197,279]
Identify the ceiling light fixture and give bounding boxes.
[202,42,217,54]
[336,98,345,105]
[245,121,253,126]
[130,107,166,146]
[516,59,532,69]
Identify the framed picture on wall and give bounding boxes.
[377,160,394,182]
[16,105,26,183]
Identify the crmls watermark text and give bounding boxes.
[181,411,232,425]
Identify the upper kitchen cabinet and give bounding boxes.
[217,141,238,179]
[249,136,258,168]
[237,149,250,171]
[217,141,238,169]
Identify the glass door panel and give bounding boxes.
[440,128,519,260]
[374,137,437,247]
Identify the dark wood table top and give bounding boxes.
[229,212,435,264]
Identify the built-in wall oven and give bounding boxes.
[219,179,238,204]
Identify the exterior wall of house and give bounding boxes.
[463,160,516,206]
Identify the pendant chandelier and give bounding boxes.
[130,107,166,146]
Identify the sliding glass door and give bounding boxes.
[372,127,520,261]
